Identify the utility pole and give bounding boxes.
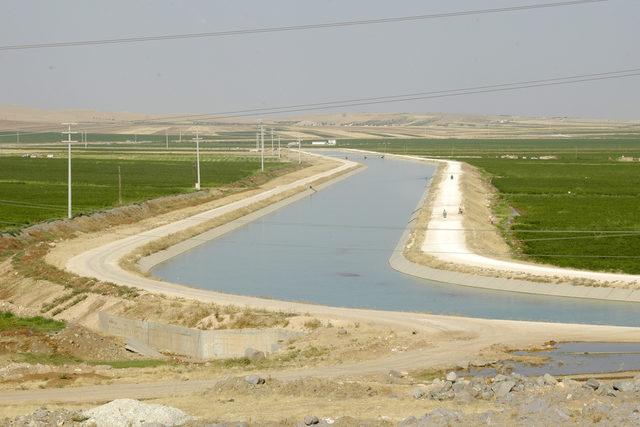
[83,131,87,149]
[179,130,182,143]
[277,135,281,159]
[118,165,122,205]
[193,131,202,190]
[16,131,19,144]
[298,136,301,164]
[260,121,265,172]
[61,123,77,219]
[165,130,169,150]
[271,128,274,155]
[256,122,260,150]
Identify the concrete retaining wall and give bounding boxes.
[98,312,301,359]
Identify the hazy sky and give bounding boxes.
[1,0,639,119]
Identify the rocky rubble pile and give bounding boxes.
[7,373,640,426]
[401,371,640,426]
[411,371,640,403]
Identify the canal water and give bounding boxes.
[152,153,640,326]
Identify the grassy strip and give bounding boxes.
[40,290,84,313]
[0,311,65,333]
[50,294,88,316]
[14,352,168,369]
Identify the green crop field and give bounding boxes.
[340,137,640,160]
[465,159,640,274]
[346,137,640,274]
[0,131,179,144]
[0,153,286,231]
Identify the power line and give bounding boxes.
[117,67,640,124]
[104,229,640,260]
[212,71,640,119]
[2,66,639,138]
[1,194,637,236]
[0,0,608,52]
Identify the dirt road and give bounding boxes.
[422,159,640,284]
[1,313,638,405]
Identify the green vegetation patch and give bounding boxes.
[0,311,66,333]
[465,159,640,274]
[340,137,640,160]
[0,154,287,231]
[13,352,168,368]
[94,359,168,369]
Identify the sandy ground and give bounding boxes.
[421,158,640,285]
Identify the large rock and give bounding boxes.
[613,380,636,393]
[585,378,600,390]
[596,384,617,397]
[303,415,319,425]
[427,379,454,400]
[244,374,265,385]
[244,348,266,361]
[83,399,190,427]
[411,388,426,399]
[492,380,516,398]
[445,371,458,382]
[542,373,558,385]
[420,408,462,425]
[388,370,403,379]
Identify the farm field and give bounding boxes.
[465,158,640,274]
[348,137,640,275]
[341,137,640,160]
[0,153,287,231]
[0,131,286,151]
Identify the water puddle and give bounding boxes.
[466,342,640,377]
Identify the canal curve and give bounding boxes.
[152,153,640,326]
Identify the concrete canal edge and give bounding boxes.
[138,164,364,273]
[134,147,640,305]
[388,167,640,304]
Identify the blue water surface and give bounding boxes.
[153,153,640,327]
